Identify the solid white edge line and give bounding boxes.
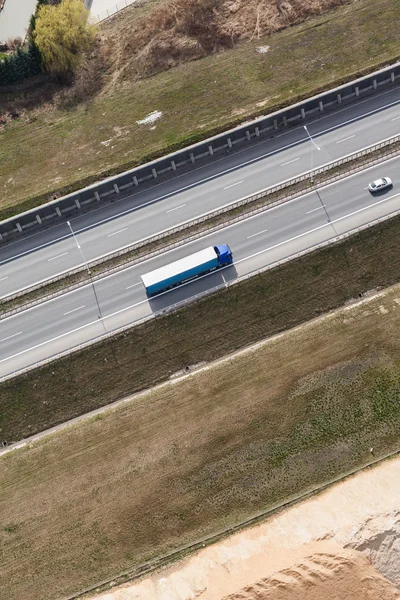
[2,92,400,273]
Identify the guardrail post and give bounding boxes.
[56,206,62,217]
[282,115,287,127]
[152,168,157,179]
[36,214,42,225]
[75,198,81,209]
[113,183,119,194]
[190,152,195,163]
[171,160,176,170]
[208,145,214,156]
[391,72,395,83]
[133,175,138,186]
[301,108,306,119]
[255,126,260,137]
[16,222,22,233]
[274,119,278,130]
[337,93,342,104]
[355,86,359,96]
[94,191,100,201]
[246,131,251,140]
[227,137,232,148]
[373,79,377,89]
[0,233,3,241]
[319,100,324,112]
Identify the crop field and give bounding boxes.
[2,278,400,600]
[1,0,400,218]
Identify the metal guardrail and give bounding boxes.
[1,60,400,243]
[2,132,400,314]
[2,191,400,384]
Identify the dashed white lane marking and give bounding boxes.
[108,228,128,238]
[63,305,85,316]
[247,228,268,239]
[306,205,326,214]
[0,276,8,282]
[166,204,187,213]
[126,282,141,290]
[48,252,69,262]
[0,332,22,342]
[280,158,299,166]
[224,181,244,189]
[336,135,355,144]
[391,116,400,121]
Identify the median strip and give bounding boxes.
[1,135,400,318]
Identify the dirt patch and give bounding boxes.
[3,279,400,599]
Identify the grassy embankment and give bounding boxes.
[3,212,400,442]
[1,0,400,218]
[2,275,400,600]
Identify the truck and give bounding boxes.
[141,244,233,297]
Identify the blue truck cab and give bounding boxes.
[214,244,233,266]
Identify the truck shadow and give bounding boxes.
[148,264,238,313]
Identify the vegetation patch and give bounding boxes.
[1,0,400,217]
[2,277,400,600]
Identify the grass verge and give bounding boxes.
[1,0,400,218]
[3,211,400,442]
[2,279,400,600]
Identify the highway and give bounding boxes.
[1,86,400,298]
[1,156,399,379]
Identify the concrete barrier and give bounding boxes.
[1,60,400,244]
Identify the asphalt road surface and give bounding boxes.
[1,86,400,298]
[1,156,399,379]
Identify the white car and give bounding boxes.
[368,177,392,193]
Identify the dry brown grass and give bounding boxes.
[105,0,351,80]
[2,281,400,600]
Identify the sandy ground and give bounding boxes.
[91,456,400,600]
